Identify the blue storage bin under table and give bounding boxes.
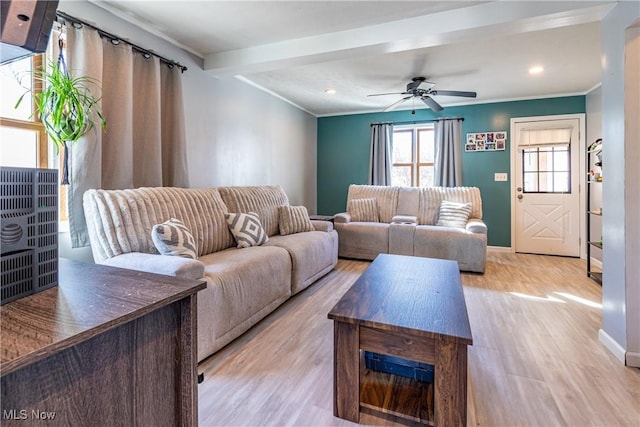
[364,351,434,383]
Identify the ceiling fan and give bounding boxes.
[368,77,477,112]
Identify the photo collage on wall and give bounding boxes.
[465,131,507,152]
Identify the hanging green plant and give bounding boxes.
[15,59,107,153]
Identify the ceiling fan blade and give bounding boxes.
[367,92,406,97]
[432,90,477,98]
[383,96,413,112]
[421,96,443,112]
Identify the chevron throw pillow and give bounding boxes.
[151,218,197,259]
[225,212,269,248]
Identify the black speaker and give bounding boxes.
[0,0,59,64]
[1,167,58,305]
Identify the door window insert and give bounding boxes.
[522,144,571,193]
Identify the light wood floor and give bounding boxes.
[198,251,640,426]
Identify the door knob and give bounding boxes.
[517,194,523,199]
[517,187,522,192]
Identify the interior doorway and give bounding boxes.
[510,114,585,256]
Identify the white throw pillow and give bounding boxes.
[436,200,473,229]
[279,205,314,236]
[225,212,269,248]
[348,198,379,222]
[151,218,197,259]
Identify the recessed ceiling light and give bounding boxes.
[529,66,544,75]
[324,88,336,94]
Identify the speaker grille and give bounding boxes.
[1,167,58,305]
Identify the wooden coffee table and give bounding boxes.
[328,254,473,426]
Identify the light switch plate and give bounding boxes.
[495,173,508,181]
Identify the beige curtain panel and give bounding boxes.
[66,25,189,248]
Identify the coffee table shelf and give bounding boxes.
[360,369,435,425]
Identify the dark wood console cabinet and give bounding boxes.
[1,258,206,426]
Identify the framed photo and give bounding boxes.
[465,131,507,152]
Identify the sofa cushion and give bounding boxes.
[268,230,339,294]
[197,246,292,360]
[151,218,197,259]
[414,225,487,273]
[348,198,379,222]
[278,205,314,236]
[436,201,472,229]
[334,222,390,260]
[218,186,289,237]
[226,212,269,248]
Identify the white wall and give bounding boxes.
[57,1,317,262]
[184,73,317,206]
[600,3,640,366]
[623,24,640,367]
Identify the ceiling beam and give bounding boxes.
[204,1,614,76]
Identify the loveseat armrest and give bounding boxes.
[466,218,488,235]
[102,252,205,280]
[334,212,352,224]
[391,215,418,225]
[311,220,334,232]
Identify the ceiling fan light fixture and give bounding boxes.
[529,66,544,75]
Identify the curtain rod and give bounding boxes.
[55,11,187,73]
[371,117,464,126]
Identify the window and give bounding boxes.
[522,145,571,193]
[1,34,69,221]
[0,54,48,168]
[391,125,435,187]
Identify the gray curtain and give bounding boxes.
[67,25,189,248]
[369,123,393,185]
[434,119,463,187]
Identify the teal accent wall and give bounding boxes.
[317,96,586,247]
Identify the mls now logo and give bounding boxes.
[3,410,27,420]
[3,409,56,420]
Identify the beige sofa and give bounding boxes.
[334,184,487,273]
[83,185,338,362]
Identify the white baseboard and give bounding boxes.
[626,351,640,368]
[599,329,626,364]
[488,246,512,253]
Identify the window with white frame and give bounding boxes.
[522,145,571,193]
[519,127,572,194]
[391,125,435,187]
[0,54,48,169]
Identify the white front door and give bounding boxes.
[512,117,581,256]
